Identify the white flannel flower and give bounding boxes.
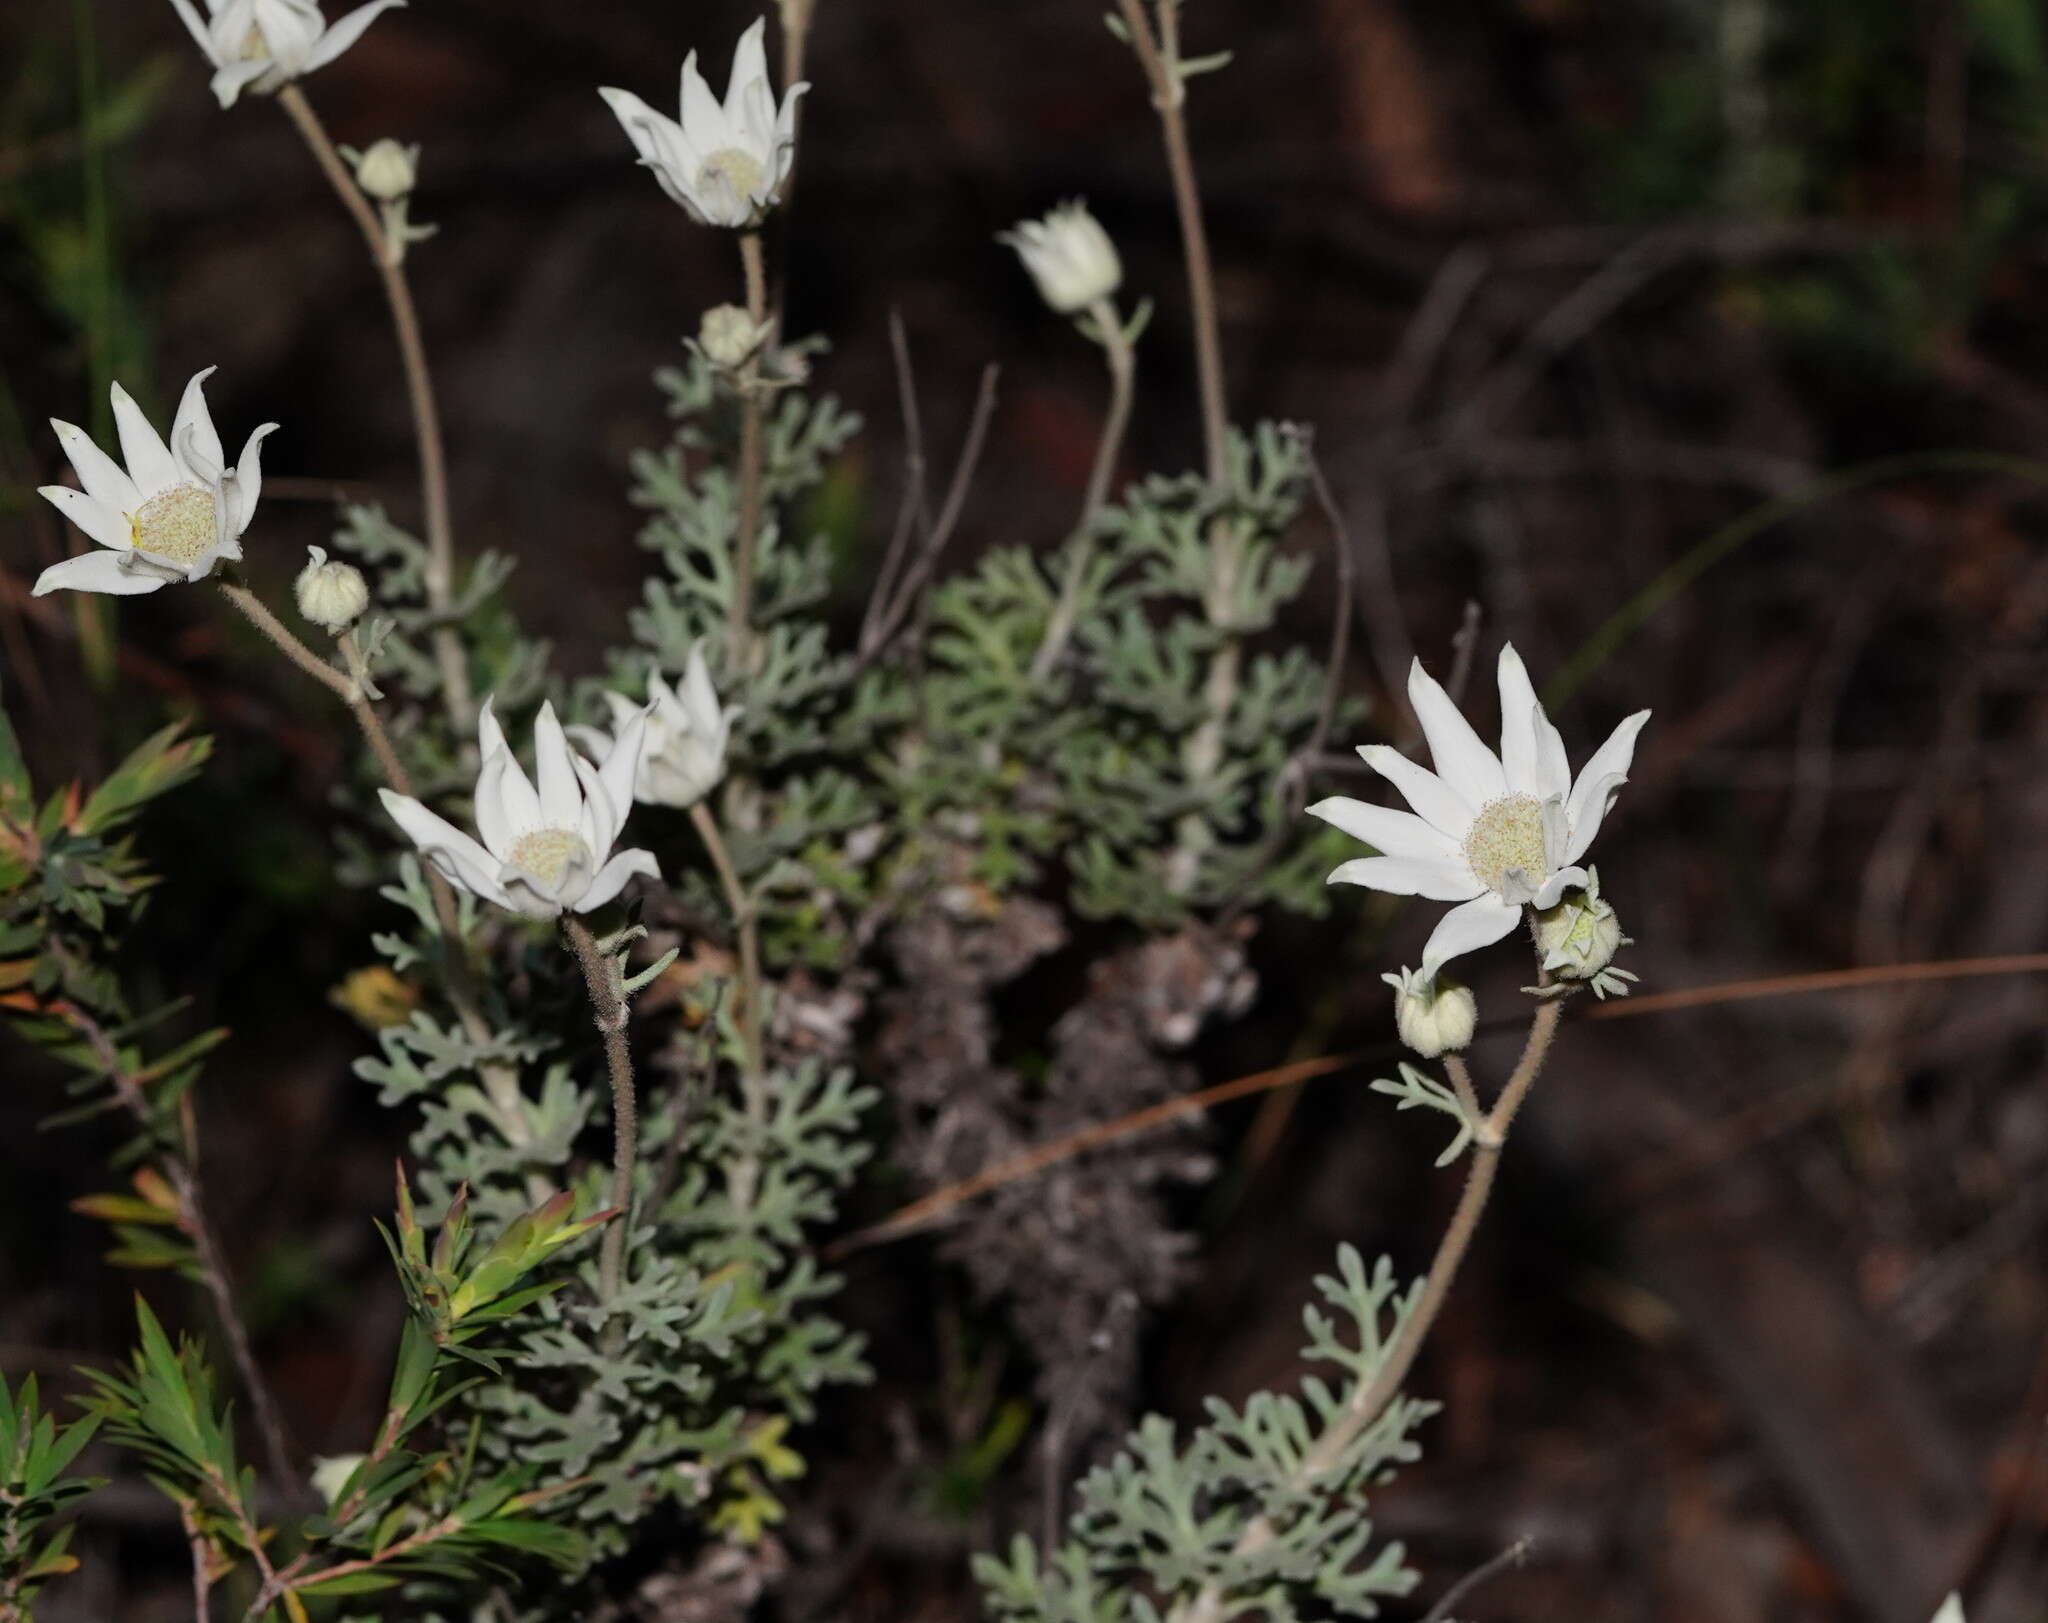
[380,698,659,919]
[35,369,276,598]
[169,0,406,109]
[1000,201,1122,315]
[572,646,738,811]
[598,18,806,229]
[1309,646,1650,983]
[1931,1598,1964,1623]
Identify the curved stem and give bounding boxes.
[690,801,768,1209]
[562,915,637,1306]
[729,231,770,671]
[1113,0,1228,487]
[1030,297,1137,680]
[275,84,473,728]
[1171,996,1565,1623]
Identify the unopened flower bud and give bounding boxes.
[296,546,370,632]
[1382,966,1476,1059]
[698,304,769,371]
[1532,871,1626,981]
[352,139,420,202]
[1000,200,1122,315]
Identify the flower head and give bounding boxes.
[379,698,659,919]
[598,18,806,229]
[697,303,771,371]
[169,0,406,109]
[1000,201,1122,314]
[348,137,419,201]
[35,369,276,598]
[295,545,370,631]
[1383,966,1476,1058]
[1309,646,1649,982]
[572,646,738,811]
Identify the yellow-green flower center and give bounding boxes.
[698,147,765,203]
[1463,793,1548,895]
[508,827,586,887]
[130,485,220,567]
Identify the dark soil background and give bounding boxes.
[5,1,2048,1620]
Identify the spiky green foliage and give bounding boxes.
[0,1373,102,1621]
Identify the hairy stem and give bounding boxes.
[276,84,472,729]
[1114,0,1227,486]
[690,801,769,1209]
[562,915,637,1306]
[729,231,771,671]
[1171,996,1565,1623]
[1030,297,1137,680]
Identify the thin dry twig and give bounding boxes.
[834,954,2048,1256]
[848,364,1000,677]
[862,310,931,655]
[1421,1535,1536,1623]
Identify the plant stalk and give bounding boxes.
[729,231,771,671]
[1031,297,1137,680]
[562,915,637,1306]
[690,801,769,1209]
[1170,995,1565,1623]
[1113,0,1228,487]
[275,84,473,729]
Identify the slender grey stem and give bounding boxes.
[1170,997,1565,1623]
[1031,297,1137,680]
[730,231,770,671]
[562,915,637,1306]
[690,801,768,1210]
[1114,0,1227,487]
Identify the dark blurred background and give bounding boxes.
[6,1,2048,1619]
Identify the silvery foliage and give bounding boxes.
[330,494,875,1597]
[977,1246,1432,1622]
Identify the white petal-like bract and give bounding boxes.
[575,645,738,812]
[381,697,660,919]
[1309,644,1649,981]
[35,369,277,598]
[1001,201,1123,315]
[599,18,806,229]
[169,0,405,108]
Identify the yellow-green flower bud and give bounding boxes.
[1532,876,1625,980]
[698,304,770,371]
[352,139,420,202]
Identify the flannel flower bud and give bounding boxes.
[1530,869,1636,998]
[295,546,369,631]
[350,138,419,201]
[1382,966,1477,1059]
[698,303,769,371]
[1001,201,1122,315]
